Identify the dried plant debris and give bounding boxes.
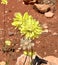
[2,46,15,52]
[20,38,34,50]
[43,0,56,5]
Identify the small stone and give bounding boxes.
[8,17,12,21]
[16,54,31,65]
[48,29,52,32]
[52,32,58,35]
[8,31,14,36]
[34,4,50,13]
[43,56,58,65]
[44,11,54,18]
[44,52,47,55]
[42,23,48,29]
[0,61,6,65]
[54,50,57,53]
[16,49,20,53]
[22,2,24,4]
[18,48,21,50]
[5,11,8,14]
[36,41,40,44]
[43,29,49,33]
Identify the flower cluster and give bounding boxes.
[12,12,43,39]
[1,0,8,5]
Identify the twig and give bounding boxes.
[3,5,6,46]
[23,55,27,65]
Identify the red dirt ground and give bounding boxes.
[0,0,58,65]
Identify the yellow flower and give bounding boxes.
[1,0,8,5]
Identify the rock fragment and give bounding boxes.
[16,54,31,65]
[34,4,50,13]
[0,61,6,65]
[44,11,54,17]
[8,31,14,36]
[43,56,58,65]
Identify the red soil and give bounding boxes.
[0,0,58,65]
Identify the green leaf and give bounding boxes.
[14,13,22,21]
[23,12,33,22]
[12,21,20,27]
[12,12,23,28]
[20,18,43,39]
[28,52,34,57]
[1,0,8,5]
[12,12,43,39]
[23,51,28,55]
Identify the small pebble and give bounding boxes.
[22,2,24,4]
[8,17,12,21]
[43,29,49,33]
[16,49,20,53]
[5,11,8,14]
[36,41,40,44]
[0,61,6,65]
[42,23,48,29]
[34,4,50,13]
[44,11,54,18]
[43,56,58,65]
[48,29,52,32]
[8,31,14,36]
[44,52,47,55]
[52,32,58,35]
[18,48,21,50]
[54,50,58,53]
